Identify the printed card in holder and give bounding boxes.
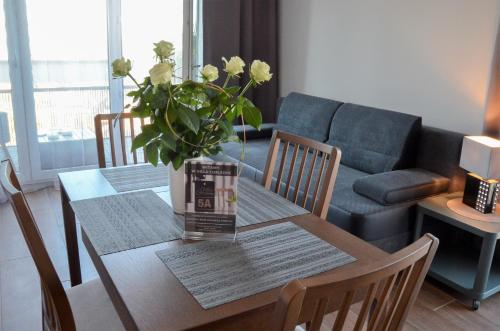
[183,160,238,241]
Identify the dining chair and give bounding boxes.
[0,160,124,331]
[272,233,439,331]
[262,130,341,220]
[94,112,149,168]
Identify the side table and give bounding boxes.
[415,192,500,310]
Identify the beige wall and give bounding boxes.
[279,0,500,134]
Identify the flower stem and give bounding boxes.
[222,74,231,88]
[127,74,141,88]
[239,80,253,97]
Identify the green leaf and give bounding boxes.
[242,106,262,130]
[172,154,184,170]
[197,106,214,117]
[177,106,200,133]
[224,86,240,95]
[130,100,151,118]
[218,120,233,136]
[225,107,237,122]
[127,90,139,97]
[160,134,176,151]
[131,124,159,151]
[166,104,177,124]
[159,147,171,165]
[149,89,168,109]
[145,141,159,166]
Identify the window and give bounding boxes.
[0,0,201,182]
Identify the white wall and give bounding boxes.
[279,0,500,134]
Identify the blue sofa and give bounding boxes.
[215,92,465,252]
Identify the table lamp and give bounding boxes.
[459,136,500,214]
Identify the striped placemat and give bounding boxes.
[236,178,309,226]
[156,222,356,309]
[71,190,183,255]
[100,164,168,192]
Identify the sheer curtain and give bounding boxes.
[25,0,110,170]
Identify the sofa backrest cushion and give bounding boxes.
[416,127,465,192]
[276,92,343,142]
[326,103,421,174]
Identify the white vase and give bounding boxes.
[168,156,207,214]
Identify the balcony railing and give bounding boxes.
[0,85,135,147]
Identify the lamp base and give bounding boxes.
[462,173,499,214]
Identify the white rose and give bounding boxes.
[153,40,174,58]
[149,63,173,86]
[250,60,272,84]
[200,64,219,82]
[112,57,131,77]
[222,56,245,76]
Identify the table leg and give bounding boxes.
[413,211,424,242]
[60,180,82,286]
[472,234,497,308]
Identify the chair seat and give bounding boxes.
[66,278,125,331]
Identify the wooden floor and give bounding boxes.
[0,188,499,331]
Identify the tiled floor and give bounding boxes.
[1,187,499,331]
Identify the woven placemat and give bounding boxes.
[236,178,309,226]
[156,222,356,309]
[71,190,183,255]
[101,164,168,192]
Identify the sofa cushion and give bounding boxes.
[326,103,421,174]
[276,92,343,142]
[353,169,450,205]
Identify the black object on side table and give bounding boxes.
[414,192,500,310]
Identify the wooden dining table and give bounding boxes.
[58,165,388,331]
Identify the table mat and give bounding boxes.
[236,178,309,226]
[156,222,356,309]
[71,190,183,255]
[101,164,168,192]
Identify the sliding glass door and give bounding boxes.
[1,0,199,183]
[25,0,109,171]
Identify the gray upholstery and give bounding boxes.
[353,169,450,205]
[417,126,465,177]
[216,93,465,253]
[276,92,342,142]
[326,103,421,174]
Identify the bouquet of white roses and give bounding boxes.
[112,40,272,169]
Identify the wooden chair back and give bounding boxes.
[262,130,341,220]
[94,113,149,168]
[0,160,76,331]
[272,234,439,331]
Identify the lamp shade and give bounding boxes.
[459,136,500,179]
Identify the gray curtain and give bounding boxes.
[203,0,279,123]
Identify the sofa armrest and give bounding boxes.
[234,123,275,140]
[353,168,450,205]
